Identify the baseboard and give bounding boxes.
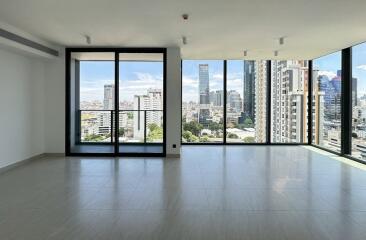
[44,153,65,157]
[0,153,46,174]
[166,154,180,158]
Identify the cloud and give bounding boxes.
[357,65,366,71]
[182,76,198,86]
[227,78,243,91]
[80,72,163,101]
[212,73,223,79]
[318,71,337,80]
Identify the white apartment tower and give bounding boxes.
[254,61,267,142]
[312,69,325,145]
[271,60,309,143]
[133,89,163,141]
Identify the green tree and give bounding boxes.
[119,127,125,137]
[182,130,198,142]
[147,124,163,142]
[208,122,222,132]
[352,132,358,138]
[227,133,239,139]
[148,123,159,132]
[183,121,203,136]
[199,136,209,142]
[127,112,133,119]
[244,118,253,127]
[243,136,255,143]
[84,134,104,142]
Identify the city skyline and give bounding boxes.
[80,61,163,102]
[79,57,366,105]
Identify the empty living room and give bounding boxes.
[1,0,366,239]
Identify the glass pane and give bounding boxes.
[118,53,164,153]
[312,51,342,152]
[69,52,115,154]
[351,43,366,160]
[182,60,224,143]
[226,60,267,143]
[271,60,309,143]
[79,59,115,143]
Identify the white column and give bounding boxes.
[166,47,181,157]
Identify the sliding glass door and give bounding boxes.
[118,52,164,154]
[66,48,166,156]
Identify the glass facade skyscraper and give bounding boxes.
[243,61,255,121]
[199,64,210,125]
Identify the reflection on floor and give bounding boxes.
[71,144,163,154]
[2,146,366,239]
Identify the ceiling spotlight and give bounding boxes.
[182,14,189,20]
[182,36,187,45]
[85,35,91,45]
[243,50,248,57]
[274,50,279,57]
[279,37,284,45]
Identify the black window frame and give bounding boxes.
[65,47,167,157]
[181,59,311,146]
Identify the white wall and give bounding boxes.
[44,50,65,153]
[0,48,46,168]
[166,47,182,156]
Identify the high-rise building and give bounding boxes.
[133,88,163,141]
[243,61,256,120]
[271,60,309,143]
[103,84,114,110]
[254,61,267,142]
[353,77,358,107]
[97,84,115,139]
[227,90,242,113]
[198,64,210,125]
[312,69,325,145]
[210,90,223,106]
[320,71,341,121]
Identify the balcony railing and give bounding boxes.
[78,109,163,144]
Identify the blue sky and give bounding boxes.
[182,60,244,102]
[352,42,366,96]
[314,43,366,96]
[80,61,163,101]
[80,60,244,103]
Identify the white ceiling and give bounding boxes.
[0,0,366,59]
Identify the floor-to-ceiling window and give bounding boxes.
[66,49,166,156]
[118,53,164,153]
[182,59,269,144]
[182,60,224,143]
[271,60,309,143]
[351,43,366,161]
[312,51,342,152]
[226,60,267,143]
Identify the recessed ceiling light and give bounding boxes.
[279,37,284,45]
[85,35,91,45]
[182,36,187,45]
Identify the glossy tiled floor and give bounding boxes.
[2,146,366,239]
